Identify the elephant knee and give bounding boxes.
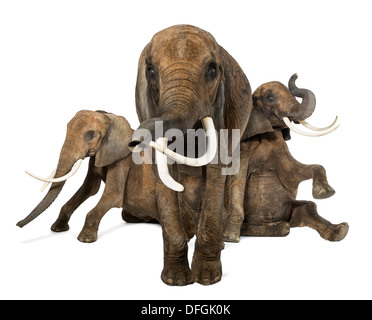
[164,234,187,254]
[305,201,317,214]
[314,164,326,175]
[290,201,318,227]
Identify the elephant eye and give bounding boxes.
[266,94,276,103]
[84,130,96,141]
[147,64,158,81]
[206,62,218,82]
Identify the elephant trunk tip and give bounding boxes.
[129,117,164,152]
[128,139,148,153]
[17,181,66,229]
[289,73,298,85]
[16,220,25,228]
[128,139,141,150]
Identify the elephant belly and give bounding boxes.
[244,171,292,226]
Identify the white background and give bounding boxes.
[1,0,371,300]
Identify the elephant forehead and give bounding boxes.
[151,25,218,65]
[68,110,104,131]
[256,82,293,99]
[262,81,289,93]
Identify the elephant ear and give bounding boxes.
[95,114,133,167]
[219,45,252,136]
[135,43,156,122]
[212,80,225,131]
[219,45,274,140]
[241,107,274,141]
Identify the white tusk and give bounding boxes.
[299,116,339,131]
[155,138,184,192]
[149,117,217,167]
[40,168,57,192]
[283,117,340,137]
[25,159,83,183]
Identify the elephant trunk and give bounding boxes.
[17,140,81,227]
[283,74,340,137]
[17,181,66,228]
[128,113,199,151]
[130,73,209,149]
[288,73,316,121]
[129,72,218,191]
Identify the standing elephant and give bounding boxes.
[223,74,348,242]
[17,110,159,242]
[128,25,269,286]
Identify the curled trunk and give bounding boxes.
[288,74,316,121]
[128,116,184,150]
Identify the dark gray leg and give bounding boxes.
[289,200,349,241]
[51,159,101,232]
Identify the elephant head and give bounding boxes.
[249,74,339,140]
[17,110,132,227]
[128,25,266,188]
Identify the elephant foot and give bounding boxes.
[191,249,223,286]
[77,228,98,243]
[312,182,335,199]
[223,222,241,243]
[319,222,349,242]
[161,256,194,286]
[51,220,70,232]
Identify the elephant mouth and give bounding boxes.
[130,116,218,192]
[149,117,217,167]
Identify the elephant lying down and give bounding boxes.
[17,110,161,242]
[224,75,349,242]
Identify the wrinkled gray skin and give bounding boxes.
[223,77,348,242]
[129,25,274,286]
[18,110,159,243]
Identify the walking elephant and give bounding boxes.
[127,25,272,286]
[17,110,160,242]
[223,74,348,242]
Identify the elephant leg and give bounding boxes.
[223,150,249,243]
[155,165,193,286]
[192,164,226,285]
[295,163,335,199]
[176,165,202,242]
[277,149,335,199]
[51,158,101,232]
[289,200,349,241]
[78,165,127,243]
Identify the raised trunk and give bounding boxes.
[17,141,78,227]
[288,74,316,121]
